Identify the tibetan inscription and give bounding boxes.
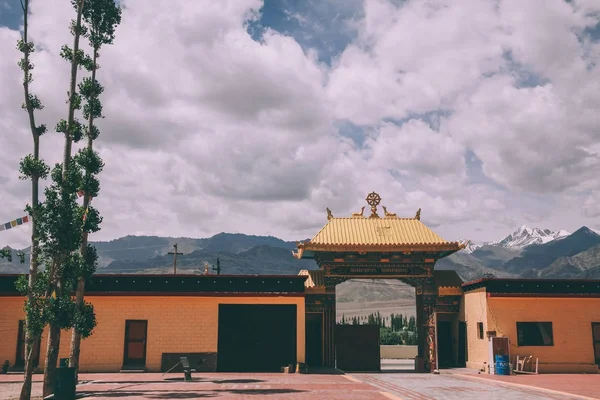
[324,265,432,277]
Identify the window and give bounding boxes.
[517,322,554,346]
[477,322,484,339]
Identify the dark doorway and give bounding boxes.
[593,323,600,366]
[14,320,40,370]
[458,321,467,367]
[123,320,148,369]
[335,324,380,372]
[217,304,297,372]
[437,321,453,368]
[306,313,323,367]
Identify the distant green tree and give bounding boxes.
[0,249,11,261]
[408,316,416,332]
[379,327,402,345]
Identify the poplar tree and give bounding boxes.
[16,1,50,399]
[69,0,122,375]
[12,1,120,398]
[40,0,93,395]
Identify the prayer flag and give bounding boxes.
[22,216,29,223]
[16,218,23,225]
[4,223,10,230]
[0,225,4,231]
[10,220,17,228]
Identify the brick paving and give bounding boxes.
[1,372,598,400]
[352,373,594,400]
[463,373,600,399]
[1,373,390,400]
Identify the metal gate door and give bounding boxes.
[335,324,380,372]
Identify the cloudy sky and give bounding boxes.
[1,0,599,249]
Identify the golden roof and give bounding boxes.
[293,192,466,257]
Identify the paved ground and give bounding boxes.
[351,373,598,400]
[1,371,598,400]
[471,373,600,399]
[1,373,390,400]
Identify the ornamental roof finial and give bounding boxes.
[415,208,421,220]
[366,191,381,218]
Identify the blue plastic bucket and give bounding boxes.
[494,354,510,375]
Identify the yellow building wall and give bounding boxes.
[0,295,305,372]
[463,288,490,371]
[486,297,600,374]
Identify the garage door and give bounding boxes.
[217,304,297,372]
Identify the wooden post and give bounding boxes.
[168,243,183,274]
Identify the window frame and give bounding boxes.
[477,322,484,340]
[516,321,554,347]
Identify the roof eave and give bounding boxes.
[299,243,464,253]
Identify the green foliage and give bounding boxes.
[339,311,418,345]
[72,301,97,338]
[59,45,92,69]
[0,248,12,262]
[22,94,44,111]
[389,313,405,331]
[79,245,99,279]
[16,39,34,85]
[380,327,403,345]
[83,0,122,49]
[19,154,50,181]
[408,316,416,332]
[75,147,104,176]
[34,163,84,261]
[55,118,84,142]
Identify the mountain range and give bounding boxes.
[2,225,600,302]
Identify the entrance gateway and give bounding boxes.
[294,192,467,372]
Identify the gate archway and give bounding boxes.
[294,192,466,373]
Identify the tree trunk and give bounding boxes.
[19,0,43,398]
[18,343,37,400]
[61,0,85,181]
[43,1,85,395]
[68,277,85,377]
[69,46,97,377]
[42,322,61,397]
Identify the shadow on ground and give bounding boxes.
[79,388,305,398]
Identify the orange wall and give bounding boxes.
[463,288,489,371]
[486,297,600,373]
[464,289,600,373]
[0,295,305,372]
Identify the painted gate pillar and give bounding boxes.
[322,277,344,368]
[415,279,437,372]
[304,279,338,368]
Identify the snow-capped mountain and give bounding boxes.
[486,225,570,250]
[460,240,483,254]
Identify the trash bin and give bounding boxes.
[494,354,510,376]
[55,359,76,400]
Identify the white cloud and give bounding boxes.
[1,0,599,250]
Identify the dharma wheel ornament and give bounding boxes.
[366,191,381,218]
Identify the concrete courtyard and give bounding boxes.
[1,371,598,400]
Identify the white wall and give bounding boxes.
[381,345,418,359]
